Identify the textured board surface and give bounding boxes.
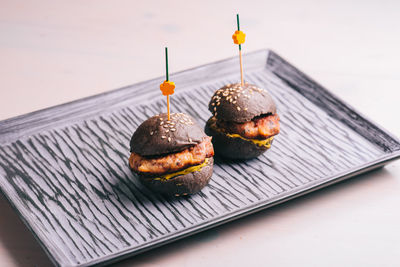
[0,50,399,267]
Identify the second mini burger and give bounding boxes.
[205,82,280,159]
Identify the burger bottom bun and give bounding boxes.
[205,117,273,160]
[137,157,214,196]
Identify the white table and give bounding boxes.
[1,1,399,266]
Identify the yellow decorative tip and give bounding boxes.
[160,80,175,96]
[232,30,246,45]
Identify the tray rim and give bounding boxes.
[0,49,399,267]
[266,51,400,153]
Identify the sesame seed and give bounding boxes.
[244,108,248,111]
[150,131,154,135]
[189,138,192,142]
[160,118,163,121]
[160,121,164,125]
[161,135,166,139]
[165,129,169,132]
[175,194,180,197]
[171,128,176,132]
[168,137,171,142]
[233,101,236,104]
[237,107,241,111]
[183,193,188,196]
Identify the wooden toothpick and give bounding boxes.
[232,14,246,86]
[237,14,244,86]
[165,47,170,120]
[160,47,175,121]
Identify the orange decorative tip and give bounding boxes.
[160,80,175,96]
[232,30,246,45]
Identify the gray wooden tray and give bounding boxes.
[0,50,399,267]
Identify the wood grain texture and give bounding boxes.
[0,50,399,267]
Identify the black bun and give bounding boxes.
[208,83,276,123]
[205,118,273,160]
[130,113,207,156]
[137,157,214,196]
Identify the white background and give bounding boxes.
[0,0,399,266]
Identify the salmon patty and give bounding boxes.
[217,114,280,140]
[130,137,214,175]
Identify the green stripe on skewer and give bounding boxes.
[236,14,241,51]
[165,47,169,81]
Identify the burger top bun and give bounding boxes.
[130,113,207,156]
[208,83,277,123]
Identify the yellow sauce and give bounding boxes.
[226,133,274,148]
[209,117,274,148]
[154,158,210,181]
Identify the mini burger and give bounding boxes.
[129,113,214,196]
[205,82,280,159]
